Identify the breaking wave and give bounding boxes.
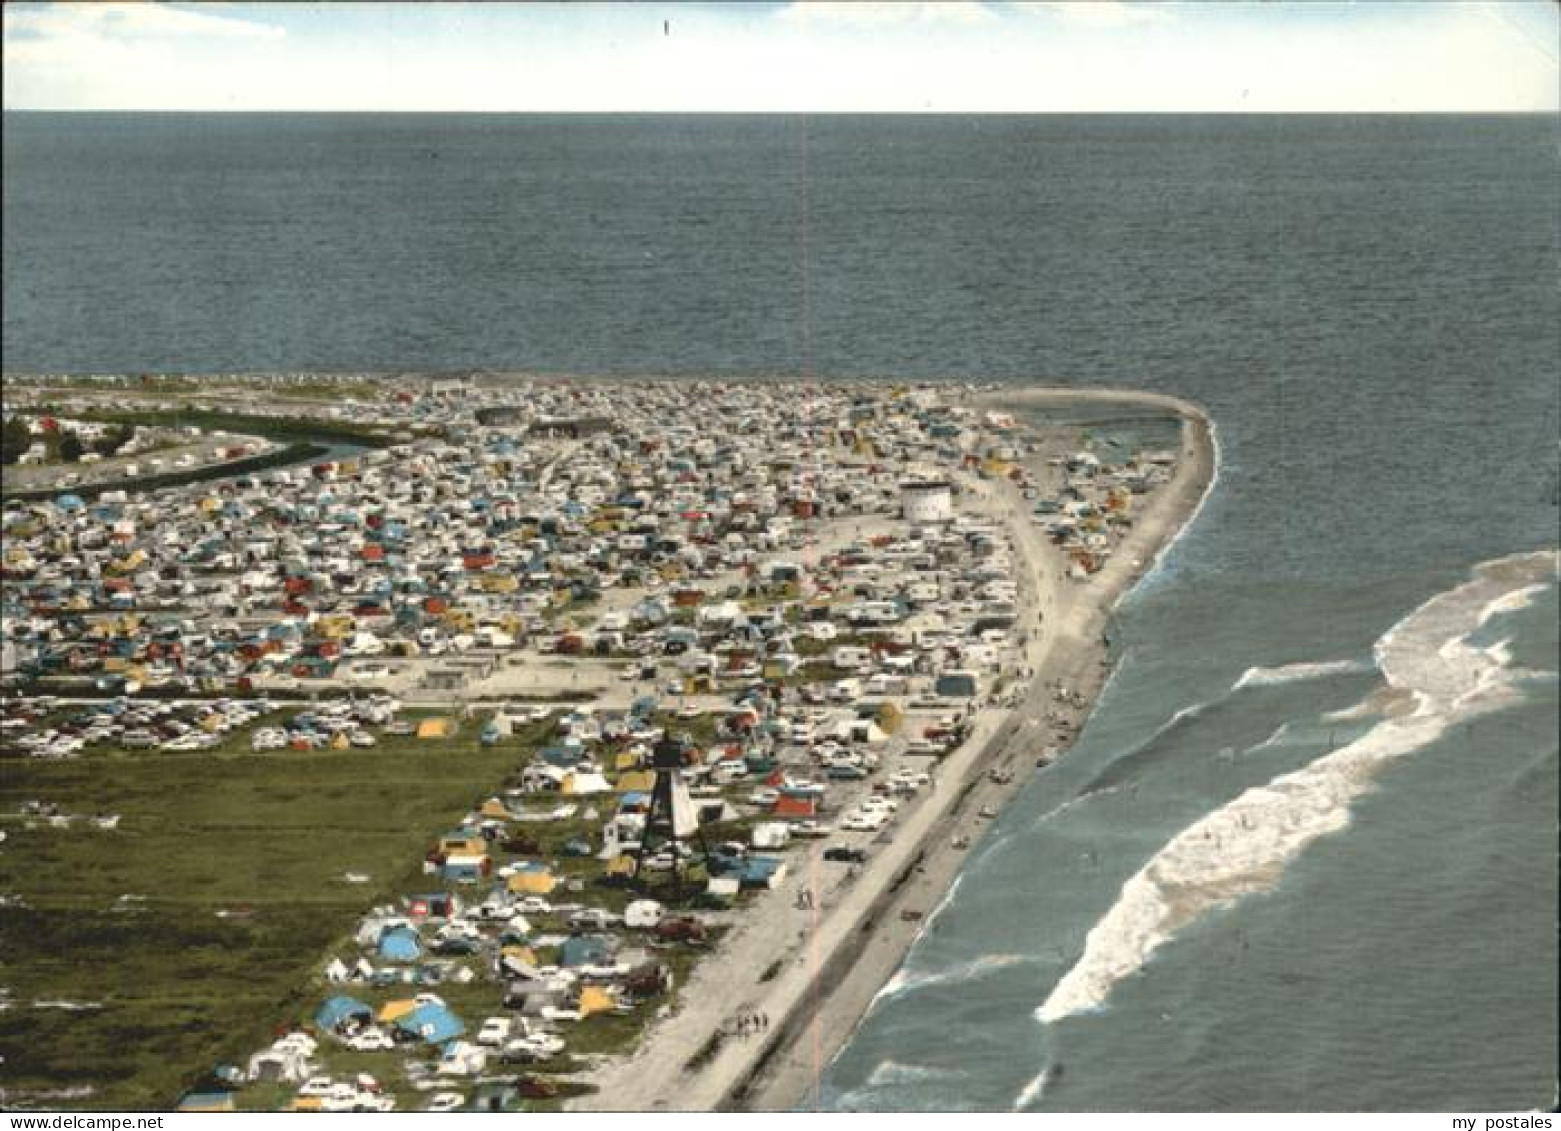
[1037,550,1558,1025]
[1122,410,1222,601]
[835,1057,963,1108]
[1014,1062,1060,1110]
[1231,658,1374,691]
[874,952,1036,1005]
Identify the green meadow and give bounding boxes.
[0,716,540,1109]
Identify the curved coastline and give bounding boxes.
[569,384,1218,1112]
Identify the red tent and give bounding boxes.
[774,794,816,819]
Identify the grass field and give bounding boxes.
[1,708,757,1111]
[0,718,539,1110]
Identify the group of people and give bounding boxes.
[793,887,816,911]
[726,1008,771,1039]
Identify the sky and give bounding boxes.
[2,1,1557,113]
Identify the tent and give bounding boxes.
[506,869,558,896]
[178,1093,236,1113]
[616,770,656,793]
[441,854,491,882]
[378,925,422,962]
[246,1045,312,1084]
[395,1002,465,1045]
[540,744,584,767]
[624,899,663,929]
[773,794,817,819]
[407,893,459,919]
[737,856,788,890]
[562,771,612,795]
[417,717,454,739]
[314,995,372,1033]
[377,999,418,1024]
[559,935,611,968]
[578,986,617,1017]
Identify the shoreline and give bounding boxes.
[568,386,1217,1112]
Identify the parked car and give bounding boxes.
[567,908,621,931]
[344,1026,395,1052]
[653,916,707,944]
[476,1017,513,1047]
[823,846,868,863]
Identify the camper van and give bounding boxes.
[830,677,862,703]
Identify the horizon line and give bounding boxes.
[5,107,1557,116]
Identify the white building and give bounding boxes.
[900,479,953,524]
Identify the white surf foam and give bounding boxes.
[1476,583,1550,628]
[1037,550,1559,1025]
[1014,1063,1056,1109]
[1247,722,1294,752]
[1232,658,1373,691]
[1120,412,1223,605]
[858,1057,957,1091]
[874,951,1033,1005]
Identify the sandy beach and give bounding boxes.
[568,386,1216,1111]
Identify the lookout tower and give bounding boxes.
[633,733,711,894]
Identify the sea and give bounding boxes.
[3,113,1557,1111]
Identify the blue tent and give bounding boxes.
[177,1093,236,1113]
[378,925,422,963]
[737,856,786,889]
[54,493,85,512]
[315,995,373,1033]
[559,935,610,968]
[395,1002,465,1045]
[540,745,583,767]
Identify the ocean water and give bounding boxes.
[4,113,1557,1110]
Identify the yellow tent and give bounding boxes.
[876,701,904,735]
[440,835,486,856]
[416,717,453,739]
[579,986,616,1017]
[317,615,354,639]
[331,732,351,750]
[616,770,656,794]
[108,549,147,574]
[614,750,641,771]
[378,999,417,1023]
[507,870,558,895]
[605,854,636,878]
[500,945,537,965]
[479,798,513,820]
[200,714,224,734]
